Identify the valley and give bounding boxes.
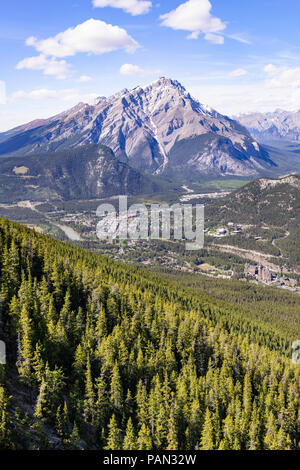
[1,173,299,296]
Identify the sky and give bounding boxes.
[1,0,300,131]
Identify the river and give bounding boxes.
[55,224,82,241]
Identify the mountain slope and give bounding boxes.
[0,78,275,179]
[0,218,299,450]
[0,144,165,202]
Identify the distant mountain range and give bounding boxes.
[236,109,300,144]
[0,144,164,203]
[0,77,275,180]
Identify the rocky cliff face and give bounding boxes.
[236,109,300,143]
[0,78,275,179]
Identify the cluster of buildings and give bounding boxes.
[244,263,298,289]
[210,223,254,239]
[244,263,274,283]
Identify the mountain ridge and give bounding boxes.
[0,144,166,202]
[236,109,300,143]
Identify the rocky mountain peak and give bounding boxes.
[0,78,275,179]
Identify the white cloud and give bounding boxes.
[78,75,92,82]
[229,68,248,77]
[160,0,226,43]
[119,63,161,76]
[25,19,139,58]
[10,88,98,104]
[16,55,71,79]
[93,0,152,15]
[264,64,300,88]
[204,33,224,44]
[0,81,6,104]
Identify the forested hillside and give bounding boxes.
[0,218,299,450]
[206,174,300,270]
[0,144,166,203]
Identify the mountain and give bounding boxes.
[0,78,275,179]
[0,144,165,202]
[236,109,300,144]
[0,217,299,450]
[207,173,300,224]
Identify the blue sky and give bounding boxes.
[1,0,300,131]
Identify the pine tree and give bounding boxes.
[96,307,107,340]
[275,426,292,450]
[0,387,11,449]
[137,423,152,450]
[123,418,136,450]
[18,304,33,382]
[70,422,81,450]
[136,380,149,426]
[32,343,44,384]
[248,403,261,450]
[105,414,121,450]
[167,398,178,450]
[200,408,214,450]
[110,362,123,412]
[83,355,95,423]
[34,378,47,419]
[222,413,236,450]
[243,372,253,418]
[264,412,278,450]
[96,371,110,428]
[73,343,86,377]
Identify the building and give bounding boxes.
[259,265,273,283]
[244,264,258,276]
